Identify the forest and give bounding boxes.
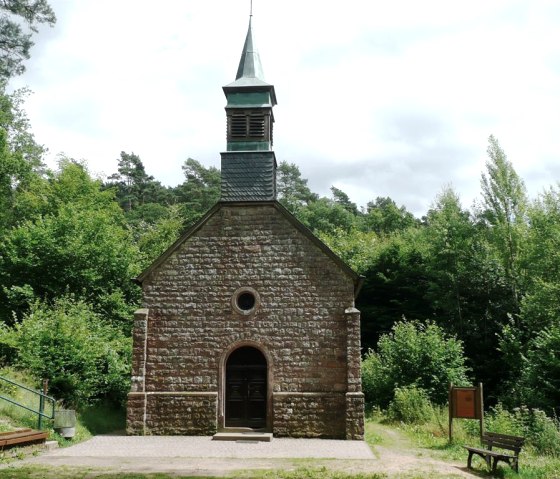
[0,0,558,426]
[1,77,559,421]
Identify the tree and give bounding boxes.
[106,151,164,212]
[362,320,470,407]
[0,86,46,231]
[0,160,141,327]
[331,186,359,216]
[0,296,131,407]
[176,158,220,222]
[0,0,56,80]
[518,323,560,415]
[479,135,528,306]
[276,161,318,213]
[362,196,417,235]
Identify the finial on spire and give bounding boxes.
[250,0,253,17]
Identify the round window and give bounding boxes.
[232,287,260,315]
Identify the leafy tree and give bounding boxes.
[479,135,528,307]
[298,197,357,235]
[362,196,417,235]
[176,158,220,222]
[0,160,141,327]
[0,86,45,231]
[105,151,171,212]
[0,296,131,407]
[0,0,56,80]
[357,228,432,350]
[331,186,359,216]
[518,324,560,415]
[362,320,470,407]
[276,161,318,214]
[318,228,378,274]
[136,204,184,268]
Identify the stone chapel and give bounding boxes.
[126,18,365,440]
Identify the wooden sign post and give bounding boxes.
[449,383,484,443]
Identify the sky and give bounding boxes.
[8,0,560,216]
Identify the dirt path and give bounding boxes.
[3,426,481,478]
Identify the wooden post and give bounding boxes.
[478,382,484,441]
[448,383,453,443]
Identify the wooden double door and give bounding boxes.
[225,347,267,428]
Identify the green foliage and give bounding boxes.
[0,296,131,408]
[362,320,470,407]
[483,404,560,457]
[276,161,318,213]
[298,197,357,235]
[136,204,184,268]
[479,134,528,306]
[177,157,220,221]
[518,324,560,414]
[387,386,434,424]
[319,228,378,274]
[0,160,141,325]
[362,196,417,235]
[0,0,56,80]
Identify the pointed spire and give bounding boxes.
[235,18,265,81]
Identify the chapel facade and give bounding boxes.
[126,18,365,439]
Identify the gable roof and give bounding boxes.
[135,201,364,298]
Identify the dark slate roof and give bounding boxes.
[135,201,363,298]
[220,151,276,202]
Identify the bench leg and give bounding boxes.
[467,451,474,469]
[492,456,499,473]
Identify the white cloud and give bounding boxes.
[9,0,560,216]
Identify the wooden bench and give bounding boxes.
[0,429,48,449]
[465,432,525,473]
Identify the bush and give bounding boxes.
[387,386,434,424]
[362,320,470,407]
[482,404,560,457]
[0,296,131,408]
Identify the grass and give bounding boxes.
[370,405,560,479]
[0,367,126,453]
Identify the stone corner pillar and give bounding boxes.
[126,308,149,435]
[345,306,365,440]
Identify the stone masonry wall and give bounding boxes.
[273,393,346,438]
[128,203,364,438]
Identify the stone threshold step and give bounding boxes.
[212,432,273,442]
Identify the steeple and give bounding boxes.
[220,17,277,202]
[235,18,265,82]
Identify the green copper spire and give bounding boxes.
[235,18,265,82]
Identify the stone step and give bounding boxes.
[212,432,273,442]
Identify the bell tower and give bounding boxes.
[220,17,277,202]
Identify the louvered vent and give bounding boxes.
[230,114,248,139]
[227,111,269,142]
[249,114,265,138]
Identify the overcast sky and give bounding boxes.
[8,0,560,216]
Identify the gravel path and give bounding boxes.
[37,434,374,459]
[7,432,479,477]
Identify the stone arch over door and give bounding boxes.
[218,341,273,431]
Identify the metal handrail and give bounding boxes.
[0,375,56,429]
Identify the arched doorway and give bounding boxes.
[225,346,267,428]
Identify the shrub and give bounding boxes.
[362,320,470,407]
[387,386,434,424]
[482,404,560,456]
[0,296,131,408]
